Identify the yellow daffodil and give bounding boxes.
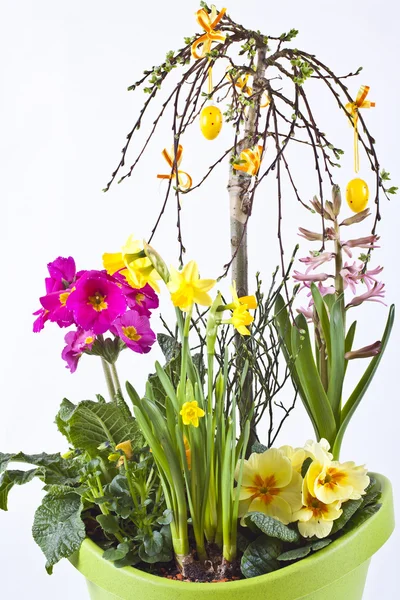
[184,436,192,470]
[115,440,133,460]
[103,235,161,292]
[306,459,369,505]
[167,261,216,310]
[235,448,303,525]
[180,400,205,428]
[293,476,343,539]
[223,281,257,335]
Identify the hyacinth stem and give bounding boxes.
[101,358,116,401]
[110,362,123,398]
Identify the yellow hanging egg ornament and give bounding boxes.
[200,105,223,140]
[346,178,369,213]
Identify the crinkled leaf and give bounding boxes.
[342,503,381,534]
[245,512,300,543]
[157,333,180,362]
[331,498,363,534]
[96,514,120,534]
[109,474,130,497]
[55,399,144,455]
[251,441,268,454]
[278,538,332,562]
[311,538,332,551]
[0,469,40,510]
[241,535,282,578]
[0,451,79,484]
[32,490,85,574]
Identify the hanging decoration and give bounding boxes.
[345,85,375,173]
[233,145,263,176]
[157,145,192,190]
[192,6,226,141]
[226,71,270,108]
[346,177,369,213]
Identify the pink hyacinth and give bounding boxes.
[293,269,331,284]
[347,280,386,308]
[342,235,380,258]
[299,252,335,270]
[340,262,360,295]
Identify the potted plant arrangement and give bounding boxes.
[1,4,396,599]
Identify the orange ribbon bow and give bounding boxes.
[233,145,263,176]
[226,71,270,108]
[157,145,192,190]
[345,85,375,173]
[191,6,227,60]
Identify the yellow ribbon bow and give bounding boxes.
[191,6,227,60]
[345,85,375,173]
[157,145,192,190]
[233,145,263,176]
[226,71,270,108]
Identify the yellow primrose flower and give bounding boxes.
[306,459,369,505]
[115,440,133,460]
[303,438,333,464]
[224,281,257,336]
[293,476,343,539]
[180,401,205,428]
[103,235,161,292]
[235,448,303,525]
[167,261,216,310]
[278,445,306,473]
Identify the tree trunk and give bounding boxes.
[227,47,267,451]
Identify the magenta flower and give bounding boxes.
[113,310,156,354]
[360,265,384,286]
[114,273,159,317]
[67,271,127,335]
[347,280,386,308]
[62,328,95,373]
[299,252,335,270]
[33,256,80,332]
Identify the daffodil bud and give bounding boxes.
[332,184,342,216]
[206,292,223,355]
[143,241,170,284]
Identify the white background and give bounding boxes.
[1,0,398,597]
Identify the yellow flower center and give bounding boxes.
[59,291,70,306]
[85,336,94,344]
[122,325,142,341]
[135,293,145,306]
[88,292,108,312]
[319,467,346,490]
[248,475,280,505]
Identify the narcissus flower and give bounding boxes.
[167,261,216,310]
[61,328,95,373]
[113,310,156,354]
[293,477,343,539]
[180,400,205,428]
[67,270,127,335]
[103,236,161,292]
[235,448,303,525]
[223,281,257,335]
[306,458,369,504]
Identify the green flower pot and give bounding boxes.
[69,473,394,600]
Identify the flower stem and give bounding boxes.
[110,362,123,398]
[101,358,116,402]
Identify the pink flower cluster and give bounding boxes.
[33,257,158,372]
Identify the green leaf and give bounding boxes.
[333,305,395,457]
[301,457,313,478]
[143,530,164,556]
[342,503,381,534]
[361,475,382,507]
[55,398,144,455]
[327,298,345,420]
[330,498,363,534]
[277,538,332,561]
[102,543,130,562]
[32,490,85,574]
[251,441,268,454]
[291,314,337,443]
[96,514,120,534]
[0,469,39,510]
[241,535,282,578]
[344,321,357,375]
[311,283,331,356]
[157,509,173,525]
[157,333,180,362]
[245,513,300,542]
[274,295,319,437]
